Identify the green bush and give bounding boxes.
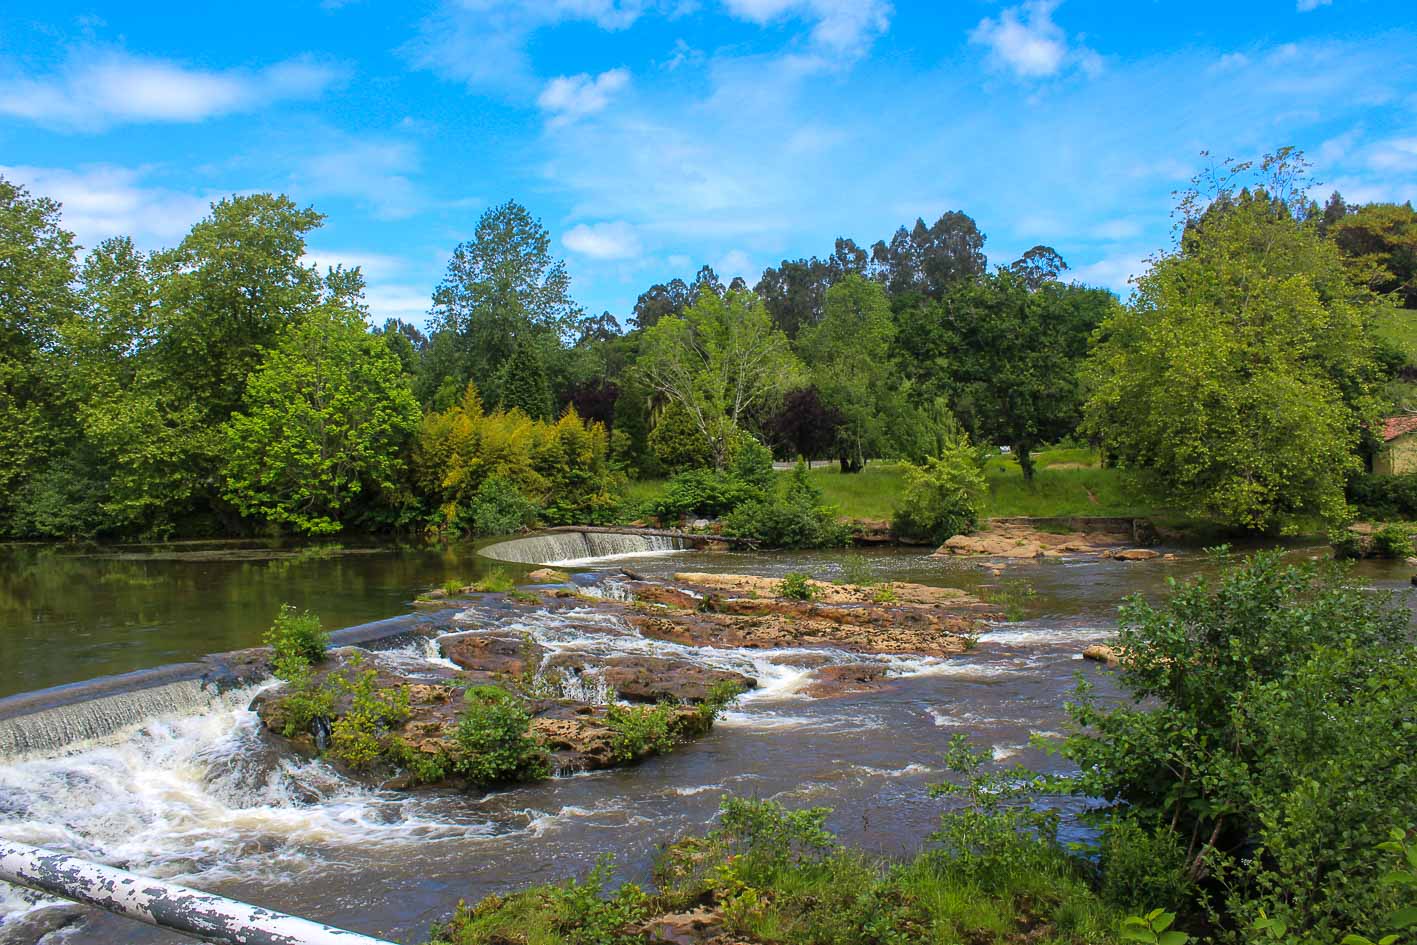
[779,572,816,601]
[1060,551,1417,944]
[650,467,763,521]
[326,659,412,769]
[468,474,539,537]
[451,687,550,784]
[472,569,516,593]
[1347,471,1417,521]
[648,401,712,473]
[1372,523,1415,558]
[721,461,851,549]
[1328,526,1364,560]
[264,604,329,680]
[606,702,678,762]
[891,441,987,545]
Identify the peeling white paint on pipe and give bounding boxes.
[0,837,398,945]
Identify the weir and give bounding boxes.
[0,612,448,760]
[478,526,720,565]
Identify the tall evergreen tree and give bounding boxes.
[498,336,554,421]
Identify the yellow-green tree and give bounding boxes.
[221,305,421,535]
[1085,159,1384,530]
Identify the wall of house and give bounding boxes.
[1375,433,1417,474]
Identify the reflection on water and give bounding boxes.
[0,541,516,697]
[1,540,1413,943]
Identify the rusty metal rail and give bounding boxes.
[0,837,398,945]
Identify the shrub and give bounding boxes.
[726,431,775,491]
[1060,551,1417,944]
[606,702,678,762]
[468,474,539,536]
[473,569,515,593]
[325,659,412,769]
[721,461,851,549]
[1371,522,1415,558]
[779,572,816,601]
[650,467,762,521]
[1328,526,1364,559]
[1347,471,1417,520]
[265,604,329,680]
[648,401,712,473]
[891,440,987,545]
[451,687,550,783]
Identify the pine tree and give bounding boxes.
[498,337,554,421]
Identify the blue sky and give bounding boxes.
[2,1,1415,327]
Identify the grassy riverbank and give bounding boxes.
[623,448,1157,524]
[428,796,1130,945]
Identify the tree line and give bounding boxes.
[2,145,1414,540]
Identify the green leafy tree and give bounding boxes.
[0,176,80,535]
[799,274,900,472]
[1061,552,1415,944]
[428,201,580,404]
[1329,201,1417,309]
[1085,153,1383,530]
[221,304,421,535]
[637,288,800,467]
[150,194,326,423]
[939,268,1117,479]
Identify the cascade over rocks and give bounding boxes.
[253,570,993,791]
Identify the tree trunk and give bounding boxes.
[1016,444,1035,481]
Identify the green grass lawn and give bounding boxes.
[618,448,1155,525]
[805,449,1153,521]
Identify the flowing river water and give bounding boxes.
[0,540,1410,944]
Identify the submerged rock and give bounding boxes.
[933,517,1158,561]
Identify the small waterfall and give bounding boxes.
[0,678,226,761]
[479,530,692,566]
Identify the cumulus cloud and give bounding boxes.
[0,163,212,247]
[970,0,1097,80]
[1296,0,1332,10]
[0,50,341,131]
[564,220,643,259]
[538,69,631,125]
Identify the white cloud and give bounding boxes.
[298,139,423,220]
[564,220,643,259]
[0,163,212,247]
[1368,137,1417,174]
[406,1,647,92]
[969,0,1097,80]
[0,50,341,131]
[715,248,757,283]
[721,0,891,56]
[1297,0,1332,10]
[538,69,631,125]
[1073,252,1148,294]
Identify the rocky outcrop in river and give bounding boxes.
[252,570,994,791]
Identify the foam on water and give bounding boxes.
[0,686,499,920]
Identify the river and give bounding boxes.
[0,540,1409,944]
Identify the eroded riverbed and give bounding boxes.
[0,542,1409,944]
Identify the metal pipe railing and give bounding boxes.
[0,837,398,945]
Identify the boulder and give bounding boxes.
[543,654,754,703]
[637,908,725,945]
[1106,548,1160,561]
[439,632,544,677]
[1082,643,1121,666]
[526,568,570,583]
[935,534,1044,558]
[803,663,892,698]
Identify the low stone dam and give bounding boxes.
[477,527,730,565]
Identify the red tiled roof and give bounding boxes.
[1381,415,1417,441]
